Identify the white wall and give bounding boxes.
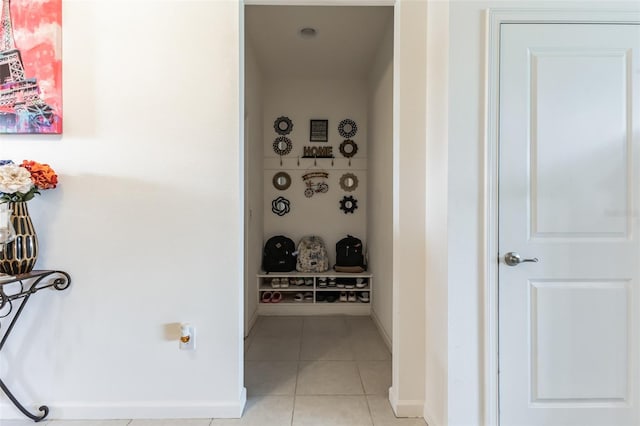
[244,41,265,335]
[367,21,394,344]
[390,0,427,417]
[0,0,244,419]
[262,79,368,265]
[423,1,449,425]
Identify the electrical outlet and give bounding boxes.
[179,324,196,350]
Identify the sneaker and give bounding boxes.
[345,280,355,289]
[303,292,314,301]
[358,291,370,303]
[328,279,337,287]
[271,278,281,288]
[337,280,345,288]
[318,278,327,288]
[339,291,348,302]
[280,277,289,288]
[356,280,367,289]
[296,278,305,286]
[305,278,313,286]
[348,291,357,302]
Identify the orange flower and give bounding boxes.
[21,160,58,190]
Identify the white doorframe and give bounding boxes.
[484,8,640,426]
[240,0,425,417]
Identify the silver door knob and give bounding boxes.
[504,252,539,266]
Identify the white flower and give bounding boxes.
[0,164,34,194]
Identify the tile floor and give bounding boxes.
[3,316,426,426]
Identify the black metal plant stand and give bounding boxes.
[0,270,71,422]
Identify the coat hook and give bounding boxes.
[280,155,283,167]
[314,156,317,167]
[348,158,352,167]
[331,157,334,167]
[297,156,300,167]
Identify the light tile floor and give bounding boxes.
[4,316,426,426]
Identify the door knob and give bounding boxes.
[504,252,539,266]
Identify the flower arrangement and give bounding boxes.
[0,160,58,203]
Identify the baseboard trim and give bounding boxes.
[388,386,425,418]
[370,308,392,352]
[0,388,247,420]
[246,309,259,337]
[423,408,439,426]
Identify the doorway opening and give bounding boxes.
[242,3,397,420]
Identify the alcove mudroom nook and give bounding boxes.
[244,4,399,422]
[244,4,394,345]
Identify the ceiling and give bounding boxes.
[245,6,393,80]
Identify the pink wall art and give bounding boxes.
[1,0,62,134]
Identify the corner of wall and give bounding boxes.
[388,386,426,419]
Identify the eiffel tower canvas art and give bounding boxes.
[0,0,61,134]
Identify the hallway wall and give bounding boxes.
[367,21,394,344]
[0,0,244,419]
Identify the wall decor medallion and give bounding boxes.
[273,136,293,156]
[302,171,329,198]
[309,119,329,142]
[274,116,293,135]
[339,195,358,214]
[339,140,358,158]
[338,119,357,138]
[339,173,359,192]
[272,172,292,191]
[271,196,291,216]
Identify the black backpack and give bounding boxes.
[262,235,297,272]
[335,235,365,269]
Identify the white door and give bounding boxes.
[499,23,640,426]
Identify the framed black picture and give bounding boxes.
[309,119,329,142]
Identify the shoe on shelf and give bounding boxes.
[337,280,345,288]
[294,293,304,302]
[348,291,357,302]
[356,280,367,289]
[271,292,283,303]
[318,278,327,288]
[271,278,281,289]
[304,292,314,301]
[358,291,370,303]
[316,293,326,302]
[339,291,348,302]
[261,292,273,303]
[345,280,355,289]
[326,293,337,303]
[296,278,305,286]
[280,278,289,288]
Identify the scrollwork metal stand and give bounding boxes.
[0,270,71,422]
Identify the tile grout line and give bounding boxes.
[356,358,376,425]
[291,317,305,426]
[363,393,376,426]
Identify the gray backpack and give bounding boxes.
[296,236,329,272]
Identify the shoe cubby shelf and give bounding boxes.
[257,272,372,315]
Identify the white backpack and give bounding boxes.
[296,236,329,272]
